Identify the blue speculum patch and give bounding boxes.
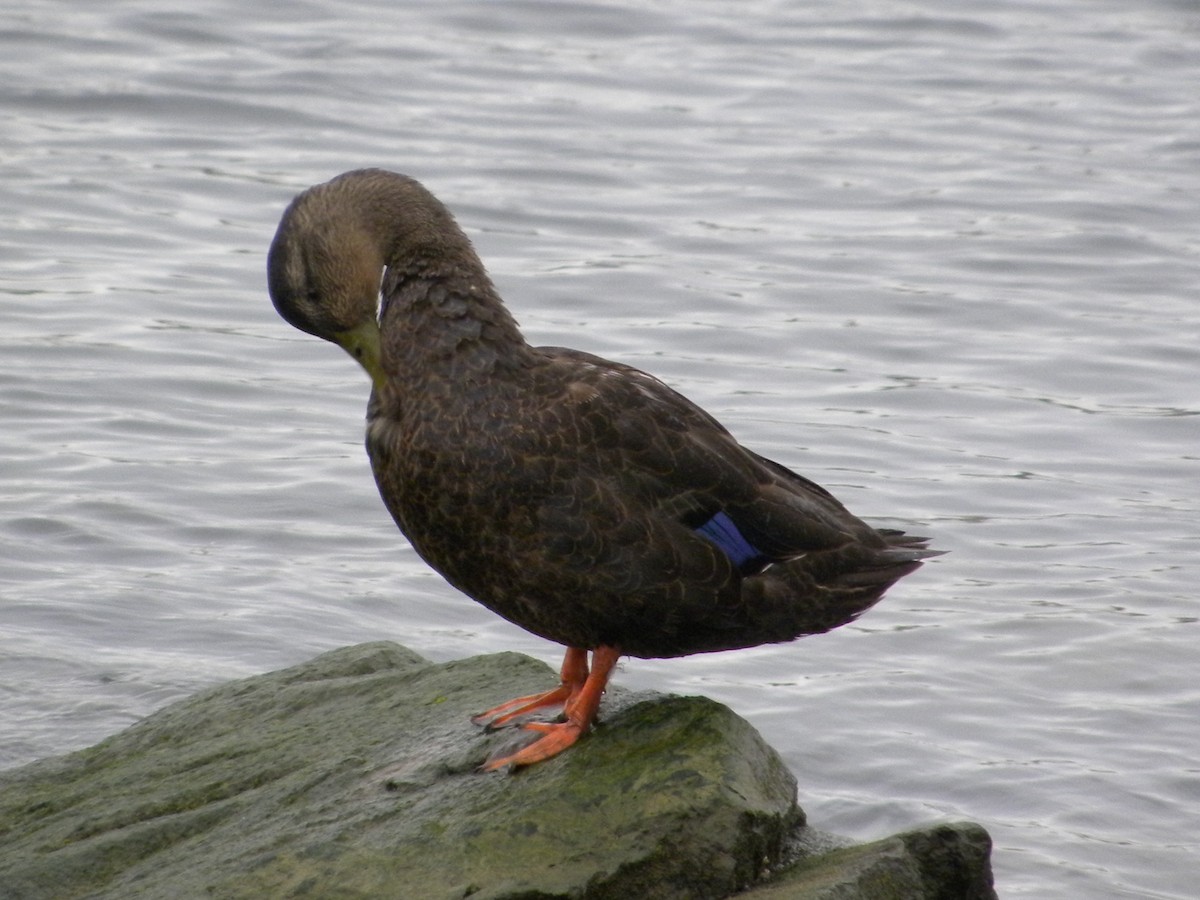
[694,511,768,573]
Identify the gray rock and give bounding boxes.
[745,821,997,899]
[0,643,995,899]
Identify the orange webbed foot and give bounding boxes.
[475,645,620,772]
[480,720,587,771]
[470,684,572,730]
[470,646,589,730]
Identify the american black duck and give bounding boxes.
[267,169,939,770]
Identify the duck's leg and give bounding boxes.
[471,646,590,730]
[480,645,620,771]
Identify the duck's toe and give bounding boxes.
[470,684,573,731]
[479,720,586,771]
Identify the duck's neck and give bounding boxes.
[335,170,533,383]
[378,258,534,383]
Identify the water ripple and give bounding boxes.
[2,1,1198,896]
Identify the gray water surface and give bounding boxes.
[3,2,1198,896]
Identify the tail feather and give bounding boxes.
[742,529,941,641]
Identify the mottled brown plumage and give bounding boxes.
[268,169,939,769]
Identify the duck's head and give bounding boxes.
[267,172,389,388]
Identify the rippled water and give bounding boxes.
[3,1,1198,896]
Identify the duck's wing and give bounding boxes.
[534,346,875,565]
